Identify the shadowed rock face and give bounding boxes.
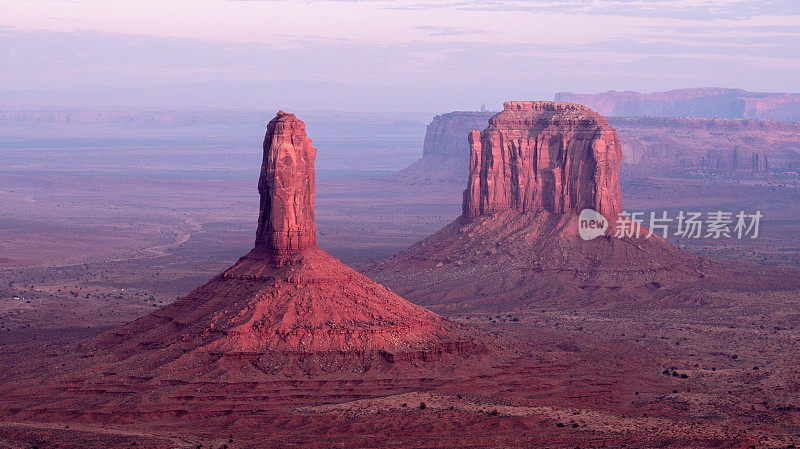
[255,111,317,257]
[423,111,496,158]
[463,101,622,220]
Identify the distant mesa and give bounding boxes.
[371,101,705,311]
[555,88,800,122]
[392,110,495,183]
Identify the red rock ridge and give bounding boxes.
[463,101,622,220]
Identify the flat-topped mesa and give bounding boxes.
[463,100,623,219]
[254,111,317,258]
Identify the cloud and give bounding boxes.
[414,25,492,36]
[387,0,800,20]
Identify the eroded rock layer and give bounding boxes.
[398,110,800,182]
[463,101,622,219]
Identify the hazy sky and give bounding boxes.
[2,0,799,111]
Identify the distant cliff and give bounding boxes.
[422,111,496,158]
[555,88,800,122]
[609,117,800,176]
[392,111,494,182]
[399,110,800,181]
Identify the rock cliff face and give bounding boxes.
[400,111,800,181]
[608,117,800,176]
[555,88,800,122]
[391,111,494,182]
[463,101,622,219]
[255,111,317,258]
[423,111,496,158]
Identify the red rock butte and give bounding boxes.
[464,101,622,220]
[369,101,705,310]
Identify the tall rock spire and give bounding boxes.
[255,111,317,257]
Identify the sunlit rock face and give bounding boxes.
[255,111,317,258]
[463,101,622,220]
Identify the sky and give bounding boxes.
[2,0,799,112]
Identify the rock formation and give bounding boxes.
[370,101,705,311]
[391,111,495,182]
[397,110,800,182]
[100,111,479,357]
[422,111,497,158]
[463,101,622,219]
[254,111,317,258]
[555,88,800,122]
[608,117,800,176]
[0,111,485,423]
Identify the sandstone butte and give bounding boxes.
[369,101,706,310]
[0,111,485,423]
[463,101,622,220]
